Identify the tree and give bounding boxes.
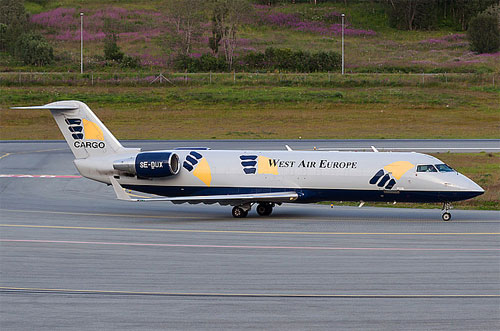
[450,0,498,31]
[0,0,28,27]
[0,0,30,51]
[482,3,500,30]
[210,0,252,70]
[0,23,7,51]
[468,12,500,53]
[14,32,54,66]
[165,0,207,56]
[386,0,437,30]
[208,10,223,55]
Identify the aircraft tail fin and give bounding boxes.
[12,101,127,159]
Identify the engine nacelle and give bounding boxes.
[113,152,180,178]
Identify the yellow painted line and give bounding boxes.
[0,148,66,161]
[1,287,498,298]
[0,208,500,231]
[0,208,206,220]
[127,191,159,199]
[1,223,498,236]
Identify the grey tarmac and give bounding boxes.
[0,141,499,330]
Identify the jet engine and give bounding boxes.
[113,152,180,178]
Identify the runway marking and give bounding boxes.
[1,287,499,298]
[0,148,66,156]
[2,239,499,251]
[1,223,499,236]
[2,207,499,225]
[0,153,11,160]
[0,174,82,178]
[0,148,67,162]
[0,209,207,220]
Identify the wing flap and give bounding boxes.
[110,177,298,205]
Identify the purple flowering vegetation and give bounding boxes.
[256,9,375,36]
[31,7,163,42]
[419,34,467,46]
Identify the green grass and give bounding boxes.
[2,81,499,140]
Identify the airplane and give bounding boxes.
[12,100,484,221]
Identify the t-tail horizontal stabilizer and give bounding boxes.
[11,101,128,159]
[11,105,79,111]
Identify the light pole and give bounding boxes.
[341,13,345,75]
[80,12,83,74]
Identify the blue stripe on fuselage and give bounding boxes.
[121,185,483,203]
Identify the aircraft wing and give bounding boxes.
[110,177,298,205]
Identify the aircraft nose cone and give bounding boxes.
[456,174,484,198]
[442,173,484,200]
[468,180,484,193]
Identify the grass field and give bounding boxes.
[2,78,498,140]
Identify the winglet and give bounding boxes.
[285,145,293,151]
[110,177,135,201]
[371,146,379,153]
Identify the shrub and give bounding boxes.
[468,13,500,53]
[239,47,341,72]
[120,55,140,68]
[174,54,227,72]
[14,32,54,66]
[104,34,124,62]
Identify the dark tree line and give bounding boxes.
[254,0,499,31]
[0,0,54,65]
[384,0,499,31]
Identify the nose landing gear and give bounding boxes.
[441,202,452,221]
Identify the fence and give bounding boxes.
[0,71,498,88]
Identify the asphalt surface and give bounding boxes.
[1,141,499,330]
[2,138,500,152]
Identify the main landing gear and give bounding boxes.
[441,202,452,221]
[231,203,275,218]
[256,203,274,216]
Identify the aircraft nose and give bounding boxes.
[466,178,484,193]
[447,173,484,195]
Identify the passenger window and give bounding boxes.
[417,165,437,172]
[435,164,454,172]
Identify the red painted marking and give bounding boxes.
[0,175,81,178]
[1,239,499,251]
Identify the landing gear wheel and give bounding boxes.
[441,202,452,222]
[256,203,273,216]
[232,206,248,218]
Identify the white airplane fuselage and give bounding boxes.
[12,100,484,220]
[75,149,483,204]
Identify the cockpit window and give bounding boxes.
[435,164,454,172]
[417,165,438,172]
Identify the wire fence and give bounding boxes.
[0,71,498,87]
